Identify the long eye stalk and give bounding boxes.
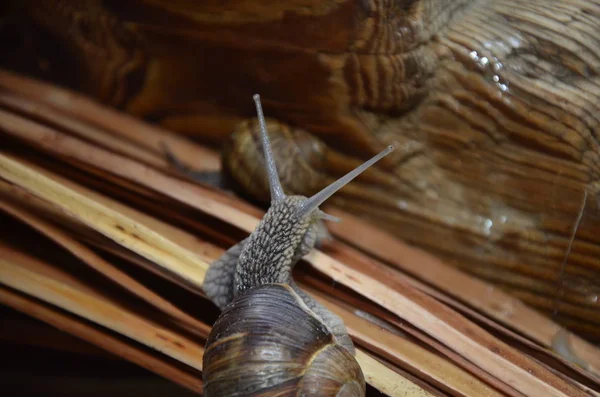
[253,94,286,203]
[299,145,394,217]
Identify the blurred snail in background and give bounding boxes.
[201,94,394,396]
[221,119,399,204]
[164,114,403,245]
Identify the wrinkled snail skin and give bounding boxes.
[202,94,394,396]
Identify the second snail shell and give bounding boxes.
[222,118,399,206]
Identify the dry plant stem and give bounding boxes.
[325,241,600,388]
[0,69,220,172]
[5,185,452,396]
[1,172,502,396]
[0,92,165,169]
[0,200,211,338]
[325,207,600,374]
[0,249,205,371]
[0,179,95,237]
[0,164,580,396]
[298,274,526,397]
[0,105,262,219]
[0,158,442,397]
[0,178,209,299]
[307,287,510,397]
[0,90,596,392]
[306,251,587,397]
[0,149,589,395]
[77,236,210,299]
[303,254,525,395]
[4,184,528,392]
[0,154,211,288]
[356,350,435,397]
[0,251,417,397]
[0,287,204,395]
[0,317,111,357]
[1,91,592,371]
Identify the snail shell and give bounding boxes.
[203,284,365,396]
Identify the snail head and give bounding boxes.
[233,95,394,294]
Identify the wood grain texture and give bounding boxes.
[1,0,599,340]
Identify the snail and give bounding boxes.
[164,118,410,220]
[162,116,403,247]
[221,119,403,204]
[201,94,394,396]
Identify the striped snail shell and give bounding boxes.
[203,284,364,396]
[202,94,394,396]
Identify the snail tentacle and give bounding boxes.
[253,94,286,203]
[298,145,395,218]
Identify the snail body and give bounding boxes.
[202,94,393,396]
